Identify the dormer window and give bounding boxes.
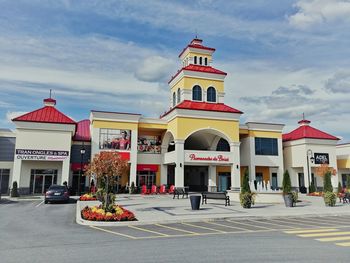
[204,57,208,66]
[194,56,197,64]
[192,85,202,101]
[207,87,216,102]
[173,92,176,107]
[177,88,181,103]
[199,57,202,65]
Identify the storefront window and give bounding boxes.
[137,171,156,187]
[138,135,161,154]
[255,137,278,156]
[99,129,131,150]
[30,169,57,194]
[0,169,10,194]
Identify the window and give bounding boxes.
[192,85,202,101]
[137,171,156,187]
[0,169,10,194]
[207,87,216,102]
[204,57,208,65]
[216,138,230,152]
[255,137,278,156]
[99,129,131,150]
[194,56,197,64]
[173,92,176,107]
[138,135,161,154]
[199,57,202,65]
[177,88,181,103]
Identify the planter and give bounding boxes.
[190,195,201,210]
[323,192,336,207]
[283,194,294,207]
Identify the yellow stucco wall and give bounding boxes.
[138,122,168,130]
[92,120,138,130]
[181,49,212,62]
[168,117,240,142]
[248,130,282,139]
[338,159,350,169]
[170,76,224,95]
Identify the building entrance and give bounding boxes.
[184,166,208,192]
[29,169,57,194]
[218,172,231,192]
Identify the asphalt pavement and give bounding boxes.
[1,198,350,263]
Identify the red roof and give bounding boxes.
[283,120,339,142]
[13,106,76,125]
[179,38,215,58]
[169,65,227,84]
[73,119,91,141]
[161,100,242,117]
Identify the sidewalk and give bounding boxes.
[76,194,350,226]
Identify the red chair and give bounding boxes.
[151,185,158,195]
[159,184,166,194]
[168,185,175,194]
[141,185,150,195]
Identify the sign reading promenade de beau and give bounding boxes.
[184,151,232,164]
[15,149,69,161]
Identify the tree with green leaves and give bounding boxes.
[282,170,292,194]
[323,171,333,193]
[309,181,316,193]
[241,168,251,194]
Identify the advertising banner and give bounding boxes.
[314,153,329,164]
[15,149,69,161]
[99,129,131,150]
[137,135,161,154]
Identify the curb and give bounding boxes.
[76,200,350,227]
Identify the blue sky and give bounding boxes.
[0,0,350,142]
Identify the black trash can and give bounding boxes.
[190,195,201,210]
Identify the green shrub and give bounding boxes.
[282,170,292,194]
[130,181,136,194]
[241,168,251,194]
[239,192,255,208]
[323,192,336,207]
[292,191,298,205]
[337,182,342,194]
[309,181,316,193]
[10,181,19,197]
[323,171,333,193]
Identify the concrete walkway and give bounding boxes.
[76,193,350,226]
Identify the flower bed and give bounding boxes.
[79,194,97,201]
[307,192,323,197]
[81,205,136,221]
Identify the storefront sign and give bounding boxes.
[185,152,231,163]
[314,153,329,164]
[15,149,69,161]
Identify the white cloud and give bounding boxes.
[6,111,27,122]
[288,0,350,29]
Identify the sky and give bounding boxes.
[0,0,350,142]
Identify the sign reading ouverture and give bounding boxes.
[185,151,232,163]
[15,149,69,161]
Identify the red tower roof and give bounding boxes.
[161,100,242,118]
[73,119,91,141]
[179,38,216,58]
[168,65,227,84]
[283,119,339,142]
[12,98,76,125]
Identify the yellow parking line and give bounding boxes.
[243,219,287,230]
[298,231,350,238]
[205,221,252,232]
[181,222,227,233]
[316,236,350,242]
[284,228,338,234]
[306,217,349,225]
[155,224,199,235]
[129,225,169,236]
[336,242,350,247]
[287,218,335,226]
[89,226,137,239]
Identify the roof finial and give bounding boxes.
[302,112,305,120]
[49,89,52,99]
[195,29,198,39]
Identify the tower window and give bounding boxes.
[177,88,181,103]
[207,87,216,102]
[173,92,176,107]
[199,57,202,65]
[204,57,208,65]
[192,85,202,101]
[194,56,197,64]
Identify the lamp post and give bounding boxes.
[78,144,86,196]
[306,149,315,193]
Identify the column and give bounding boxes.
[249,137,256,182]
[129,129,138,185]
[303,165,310,189]
[61,159,70,184]
[174,140,184,187]
[277,166,284,189]
[208,165,217,192]
[11,158,22,187]
[160,164,167,185]
[230,142,241,191]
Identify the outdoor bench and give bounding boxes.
[201,191,230,206]
[173,187,189,199]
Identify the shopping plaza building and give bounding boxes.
[0,39,349,195]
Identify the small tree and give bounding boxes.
[323,171,333,193]
[84,152,129,212]
[337,182,342,194]
[282,170,292,194]
[10,181,19,197]
[241,168,251,194]
[309,181,316,193]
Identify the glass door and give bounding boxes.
[34,176,43,194]
[218,172,231,192]
[44,175,54,193]
[30,169,58,194]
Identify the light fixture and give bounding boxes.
[169,141,175,146]
[236,164,239,169]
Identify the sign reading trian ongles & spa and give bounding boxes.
[15,149,69,161]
